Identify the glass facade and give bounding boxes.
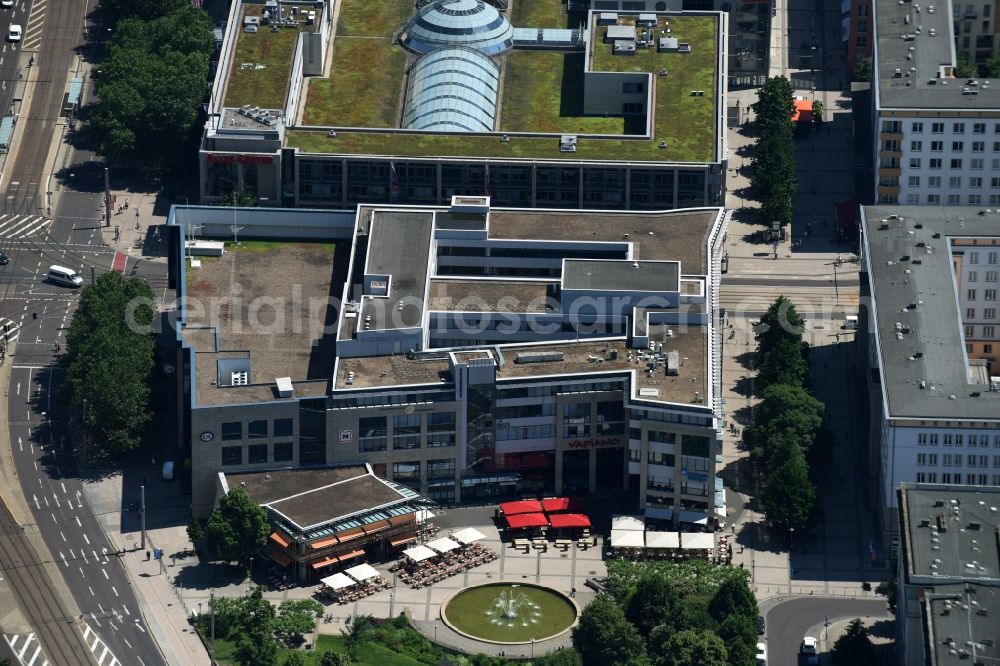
[464,382,496,476]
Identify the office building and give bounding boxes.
[198,0,727,210]
[168,199,727,527]
[859,205,1000,547]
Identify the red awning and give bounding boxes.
[311,556,338,570]
[791,99,813,123]
[541,498,570,513]
[390,535,417,548]
[337,549,364,561]
[269,532,290,548]
[548,513,591,529]
[506,512,548,529]
[310,537,338,550]
[500,500,543,516]
[269,549,294,568]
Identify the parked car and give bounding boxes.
[755,642,767,665]
[0,252,9,265]
[801,636,819,665]
[756,615,766,635]
[1,1,13,9]
[7,23,20,41]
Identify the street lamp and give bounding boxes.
[789,527,795,554]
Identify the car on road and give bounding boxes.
[801,636,819,665]
[755,642,767,665]
[0,252,8,265]
[757,615,766,635]
[1,1,13,9]
[7,23,20,41]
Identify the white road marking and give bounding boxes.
[102,568,108,580]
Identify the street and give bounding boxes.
[762,597,890,666]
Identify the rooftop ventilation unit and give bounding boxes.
[275,376,293,398]
[515,351,565,364]
[231,371,248,386]
[666,351,679,376]
[559,135,577,152]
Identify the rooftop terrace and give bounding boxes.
[224,5,309,109]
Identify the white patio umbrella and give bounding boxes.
[451,527,486,545]
[344,562,380,581]
[403,545,437,562]
[426,537,460,553]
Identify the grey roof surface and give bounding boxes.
[362,210,434,330]
[874,0,1000,109]
[862,206,1000,420]
[900,485,1000,581]
[924,585,1000,666]
[562,259,679,292]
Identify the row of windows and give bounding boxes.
[965,290,999,302]
[967,251,1000,265]
[392,459,456,480]
[907,157,1000,170]
[221,418,294,441]
[909,140,1000,153]
[906,193,1000,205]
[907,121,999,134]
[966,271,1000,283]
[221,441,295,466]
[916,453,1000,466]
[963,326,996,340]
[917,433,1000,446]
[916,472,1000,485]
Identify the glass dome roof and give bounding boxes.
[403,47,500,132]
[401,0,514,56]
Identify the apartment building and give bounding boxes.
[169,199,727,528]
[843,0,873,72]
[199,0,727,210]
[859,206,1000,547]
[952,0,999,67]
[872,0,1000,206]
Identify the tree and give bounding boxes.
[235,626,278,666]
[986,54,1000,77]
[754,335,809,391]
[100,0,189,24]
[954,49,976,79]
[831,619,878,665]
[205,486,269,565]
[761,439,818,529]
[754,296,804,358]
[343,615,371,660]
[187,518,204,546]
[709,577,758,623]
[533,648,583,666]
[716,615,757,666]
[214,191,261,207]
[319,652,352,666]
[812,101,824,127]
[743,384,824,461]
[63,272,156,455]
[275,599,324,646]
[282,653,306,666]
[851,56,872,82]
[749,77,797,229]
[571,595,648,666]
[625,575,678,636]
[649,628,727,666]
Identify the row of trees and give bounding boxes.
[86,0,214,170]
[744,297,832,530]
[748,76,797,228]
[63,272,156,455]
[571,561,759,666]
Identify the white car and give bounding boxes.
[801,636,819,665]
[7,23,20,41]
[1,1,13,9]
[755,642,767,665]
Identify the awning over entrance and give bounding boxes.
[499,500,543,515]
[311,556,338,569]
[269,532,290,548]
[338,549,364,561]
[270,549,294,567]
[390,535,418,548]
[505,512,548,529]
[548,513,591,529]
[310,536,338,550]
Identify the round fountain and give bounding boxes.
[441,582,578,644]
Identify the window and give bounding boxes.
[986,344,994,353]
[974,122,987,133]
[951,159,964,170]
[918,433,928,445]
[911,121,923,132]
[622,103,643,114]
[994,455,1000,467]
[928,176,942,187]
[912,141,924,152]
[984,325,996,336]
[857,20,867,31]
[930,141,943,152]
[929,454,938,465]
[969,289,978,300]
[858,3,869,14]
[273,441,293,462]
[991,195,1000,205]
[392,461,420,480]
[994,142,1000,152]
[930,433,939,445]
[248,420,268,439]
[968,454,977,466]
[358,416,387,452]
[987,271,998,282]
[393,414,422,450]
[967,307,977,318]
[274,418,293,437]
[973,141,985,152]
[221,446,242,466]
[945,435,954,446]
[969,434,979,447]
[909,158,922,168]
[917,453,927,465]
[248,444,268,464]
[985,308,997,318]
[948,194,961,205]
[427,412,456,447]
[932,122,945,133]
[990,252,998,264]
[299,440,326,465]
[908,176,920,187]
[972,158,984,169]
[426,458,455,479]
[952,141,964,152]
[955,122,966,133]
[994,160,1000,170]
[966,325,976,336]
[949,176,962,188]
[969,195,982,205]
[221,422,242,441]
[916,472,927,482]
[956,434,964,447]
[927,194,941,204]
[987,289,998,300]
[856,35,866,47]
[942,473,953,483]
[970,177,983,188]
[971,252,980,264]
[929,159,943,169]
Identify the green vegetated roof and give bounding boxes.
[288,14,719,163]
[224,7,306,109]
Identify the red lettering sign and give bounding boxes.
[206,153,274,166]
[566,438,621,449]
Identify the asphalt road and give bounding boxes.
[763,597,889,666]
[0,0,33,123]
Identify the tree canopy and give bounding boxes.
[650,629,728,666]
[275,599,324,646]
[832,619,879,665]
[205,486,270,565]
[625,575,679,636]
[63,272,156,455]
[572,595,648,666]
[761,439,819,529]
[749,77,797,227]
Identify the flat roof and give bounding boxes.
[225,466,411,530]
[563,259,679,292]
[428,280,553,312]
[874,0,1000,109]
[900,485,1000,581]
[862,206,1000,420]
[924,585,1000,666]
[361,211,433,330]
[224,5,308,109]
[181,241,339,405]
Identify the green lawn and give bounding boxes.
[443,584,577,642]
[500,51,626,135]
[336,0,413,37]
[288,15,718,163]
[303,39,406,127]
[224,21,302,109]
[510,0,569,28]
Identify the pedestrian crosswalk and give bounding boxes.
[22,0,45,51]
[82,623,120,666]
[0,317,19,343]
[3,632,50,666]
[0,214,50,239]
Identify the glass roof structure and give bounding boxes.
[401,0,514,56]
[403,47,500,132]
